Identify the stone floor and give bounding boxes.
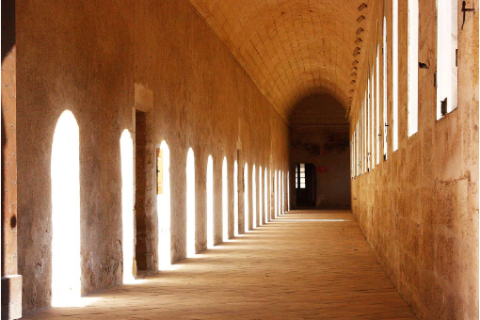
[24,210,417,320]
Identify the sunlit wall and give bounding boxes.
[51,111,81,307]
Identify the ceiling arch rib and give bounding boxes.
[188,0,374,122]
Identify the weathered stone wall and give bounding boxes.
[16,0,289,314]
[350,1,479,319]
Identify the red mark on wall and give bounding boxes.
[317,166,327,173]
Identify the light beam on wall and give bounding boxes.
[120,129,135,284]
[51,111,81,307]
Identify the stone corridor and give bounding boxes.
[23,211,416,320]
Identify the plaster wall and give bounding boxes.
[16,0,289,314]
[350,1,479,319]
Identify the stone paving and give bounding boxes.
[24,210,416,320]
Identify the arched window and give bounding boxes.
[436,0,458,118]
[206,155,214,248]
[287,171,290,211]
[392,0,399,151]
[408,0,419,135]
[51,111,81,306]
[376,44,380,165]
[258,166,263,226]
[274,170,278,218]
[234,160,239,236]
[157,141,171,269]
[252,164,256,229]
[244,163,249,232]
[222,157,228,241]
[264,168,268,223]
[120,130,135,284]
[186,148,195,257]
[383,15,388,160]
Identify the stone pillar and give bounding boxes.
[1,0,22,319]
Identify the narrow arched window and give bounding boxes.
[186,148,195,257]
[222,157,228,241]
[157,141,171,269]
[51,111,81,306]
[206,155,214,248]
[436,0,458,118]
[408,0,419,135]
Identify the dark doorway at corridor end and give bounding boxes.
[288,94,351,210]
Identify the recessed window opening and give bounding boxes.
[277,170,280,217]
[281,171,285,214]
[252,164,257,229]
[279,171,282,215]
[157,142,171,270]
[120,130,135,284]
[278,171,281,215]
[383,15,388,160]
[51,111,81,306]
[233,160,239,236]
[371,65,375,170]
[363,97,367,173]
[351,140,354,178]
[186,148,195,257]
[134,111,149,271]
[356,122,359,175]
[222,157,228,241]
[408,0,419,136]
[287,171,290,211]
[367,71,373,171]
[393,0,399,151]
[274,170,277,218]
[356,121,359,175]
[376,43,381,165]
[436,0,458,119]
[360,103,363,173]
[244,163,249,232]
[353,139,356,177]
[264,168,268,223]
[361,105,364,174]
[259,166,263,226]
[207,155,214,248]
[295,163,306,189]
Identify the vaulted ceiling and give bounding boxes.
[189,0,374,123]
